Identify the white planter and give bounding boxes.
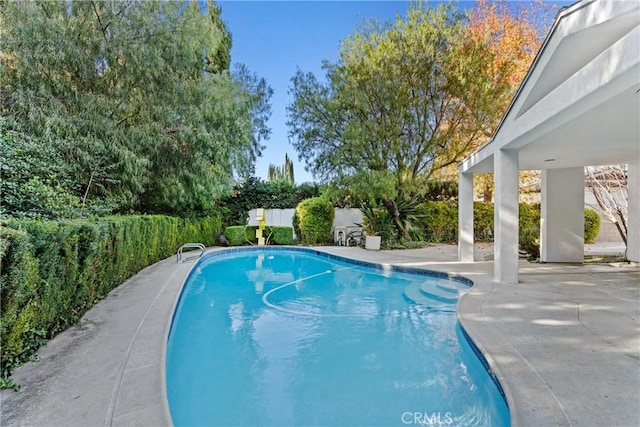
[365,235,381,251]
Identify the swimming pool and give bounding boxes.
[166,248,509,426]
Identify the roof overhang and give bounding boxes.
[459,0,640,175]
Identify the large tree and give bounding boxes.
[288,3,515,238]
[0,0,271,218]
[464,0,553,201]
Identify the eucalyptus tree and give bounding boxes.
[288,3,526,238]
[0,0,271,217]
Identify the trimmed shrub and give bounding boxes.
[224,226,253,246]
[584,208,601,244]
[421,201,458,243]
[295,198,334,245]
[473,202,494,241]
[224,225,294,246]
[269,226,294,245]
[0,215,221,386]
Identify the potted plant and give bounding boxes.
[360,204,391,250]
[364,234,381,250]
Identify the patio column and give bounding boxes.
[627,161,640,263]
[540,167,585,263]
[494,149,519,283]
[458,170,474,262]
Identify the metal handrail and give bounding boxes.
[177,243,206,263]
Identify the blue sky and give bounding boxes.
[217,1,572,184]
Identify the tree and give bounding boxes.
[586,165,628,246]
[267,153,295,184]
[0,0,271,218]
[464,0,553,202]
[288,3,521,238]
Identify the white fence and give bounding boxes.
[246,208,363,241]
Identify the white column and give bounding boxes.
[494,149,519,283]
[627,161,640,263]
[540,167,585,263]
[458,170,474,262]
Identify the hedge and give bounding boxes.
[224,225,254,246]
[269,226,294,245]
[420,201,598,251]
[295,198,334,245]
[584,208,601,244]
[224,225,294,246]
[0,215,221,386]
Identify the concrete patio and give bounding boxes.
[1,244,638,427]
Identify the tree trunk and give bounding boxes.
[382,199,404,236]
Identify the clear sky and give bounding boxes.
[216,0,572,184]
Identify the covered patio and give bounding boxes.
[458,0,640,283]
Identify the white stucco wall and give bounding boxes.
[540,168,585,263]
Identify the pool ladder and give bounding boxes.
[177,243,206,263]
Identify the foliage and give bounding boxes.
[0,128,83,218]
[224,225,294,246]
[473,202,494,242]
[269,226,294,245]
[267,153,295,185]
[0,0,271,218]
[360,204,395,242]
[416,201,543,244]
[519,226,540,260]
[224,226,252,246]
[584,208,601,244]
[519,202,541,232]
[424,180,459,201]
[467,0,551,116]
[421,201,459,243]
[287,2,547,237]
[0,215,221,386]
[219,177,323,226]
[295,198,334,245]
[446,0,553,202]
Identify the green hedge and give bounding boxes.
[420,201,597,252]
[269,226,294,245]
[224,225,294,246]
[224,225,254,246]
[584,208,601,244]
[295,198,334,245]
[0,215,221,386]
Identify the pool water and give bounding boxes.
[166,249,509,426]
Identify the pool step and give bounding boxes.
[419,282,458,303]
[435,279,470,294]
[403,283,452,310]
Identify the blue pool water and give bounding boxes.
[166,248,509,426]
